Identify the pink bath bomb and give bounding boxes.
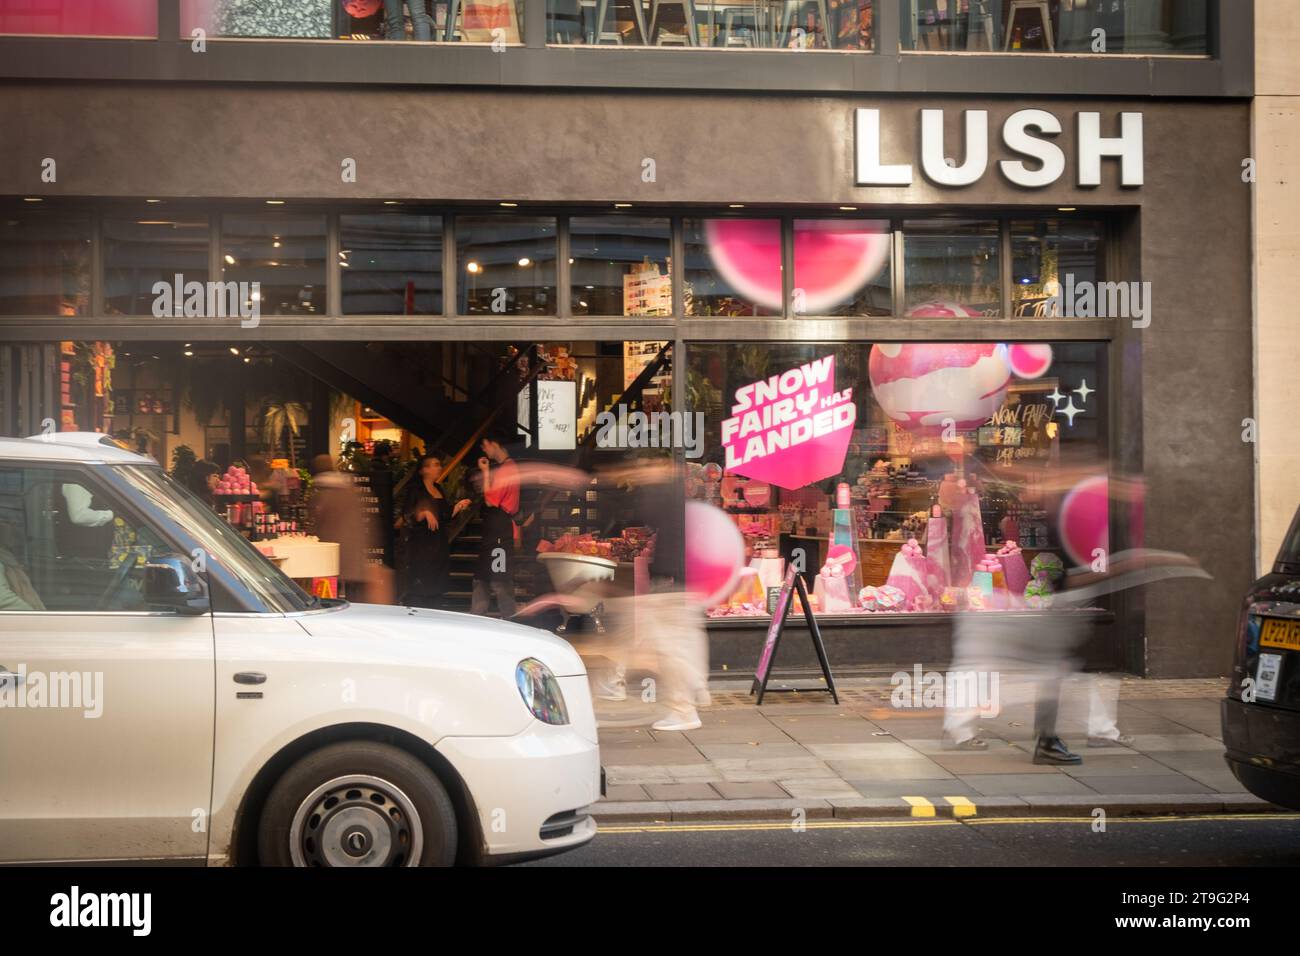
[685,501,746,606]
[869,342,1011,434]
[1009,343,1053,379]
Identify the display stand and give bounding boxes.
[751,565,838,705]
[1004,0,1054,51]
[647,0,699,45]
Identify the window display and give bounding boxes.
[684,218,782,317]
[903,218,1000,316]
[687,340,1109,618]
[569,216,672,316]
[792,218,891,316]
[221,213,327,316]
[546,0,873,48]
[0,0,157,37]
[104,215,211,316]
[1011,218,1104,316]
[0,202,91,316]
[340,212,443,315]
[902,0,1208,54]
[455,215,556,316]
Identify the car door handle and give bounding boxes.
[233,672,267,685]
[0,666,24,686]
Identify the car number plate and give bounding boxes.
[1256,653,1282,702]
[1261,617,1300,651]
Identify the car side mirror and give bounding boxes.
[144,554,209,615]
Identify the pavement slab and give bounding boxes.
[588,675,1288,823]
[643,783,721,801]
[957,772,1097,797]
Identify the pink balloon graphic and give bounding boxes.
[868,342,1011,434]
[906,301,982,318]
[1058,475,1110,568]
[1009,343,1054,379]
[704,219,890,313]
[685,501,746,606]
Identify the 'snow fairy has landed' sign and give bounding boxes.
[721,355,856,490]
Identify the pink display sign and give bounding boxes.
[721,355,856,490]
[0,0,157,37]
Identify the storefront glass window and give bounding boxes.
[688,339,1109,618]
[220,213,327,316]
[0,0,157,37]
[902,0,1207,54]
[1011,218,1104,317]
[180,0,525,42]
[547,0,873,48]
[455,215,557,316]
[0,202,91,316]
[103,215,211,317]
[792,219,892,317]
[684,218,782,317]
[903,219,1000,316]
[340,213,443,316]
[570,216,672,316]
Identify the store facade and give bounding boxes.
[0,4,1254,678]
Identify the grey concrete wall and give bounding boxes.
[0,84,1255,677]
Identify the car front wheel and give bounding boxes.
[258,741,458,867]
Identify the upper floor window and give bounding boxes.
[180,0,525,42]
[548,0,875,48]
[0,199,90,317]
[0,0,157,37]
[902,0,1208,55]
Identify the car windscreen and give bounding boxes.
[1279,514,1300,570]
[113,463,316,613]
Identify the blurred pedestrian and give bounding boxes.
[310,453,387,604]
[459,433,522,618]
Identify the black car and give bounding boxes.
[1222,506,1300,809]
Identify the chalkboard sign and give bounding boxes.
[751,565,838,705]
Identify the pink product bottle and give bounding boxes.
[950,485,986,588]
[925,505,952,593]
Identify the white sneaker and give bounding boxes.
[595,680,627,702]
[652,710,702,732]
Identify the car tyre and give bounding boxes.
[258,741,457,867]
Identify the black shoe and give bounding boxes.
[1032,736,1082,765]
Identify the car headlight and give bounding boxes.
[515,658,570,726]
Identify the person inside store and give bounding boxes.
[309,454,381,604]
[395,452,452,609]
[186,459,222,512]
[384,0,433,40]
[458,432,522,619]
[246,453,279,513]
